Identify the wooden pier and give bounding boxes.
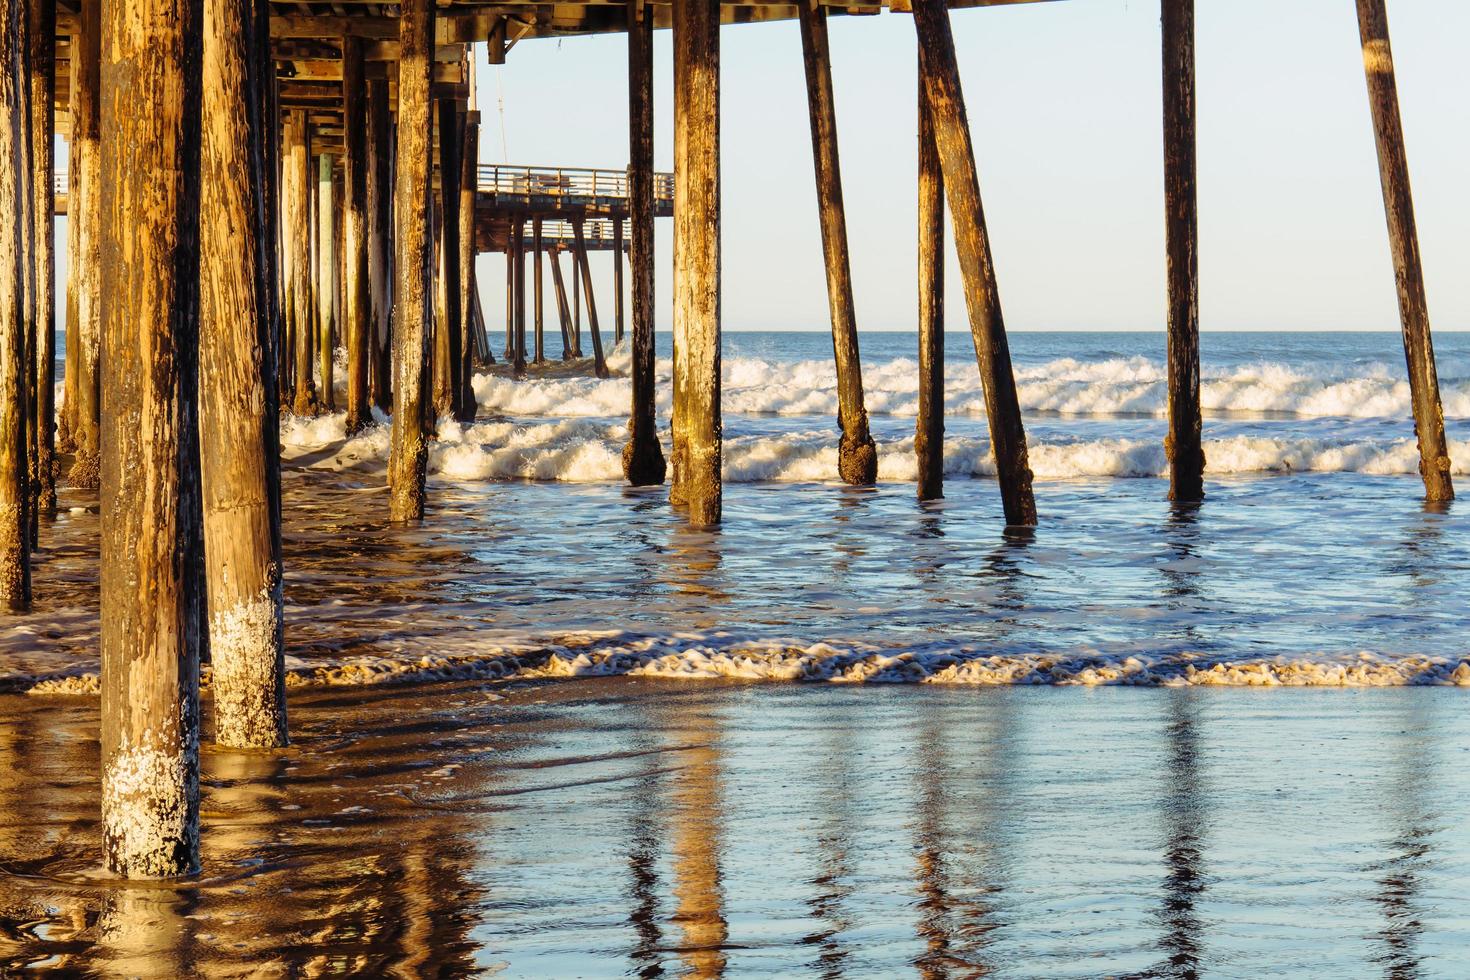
[474,162,674,372]
[0,0,1448,877]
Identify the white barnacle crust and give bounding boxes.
[211,585,286,748]
[102,733,197,878]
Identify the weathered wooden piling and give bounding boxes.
[916,57,944,502]
[27,0,53,517]
[670,0,722,524]
[388,0,435,522]
[1355,0,1453,502]
[254,0,279,417]
[512,218,527,374]
[18,0,34,550]
[342,35,371,435]
[432,205,443,411]
[571,217,609,380]
[504,247,514,360]
[456,111,478,420]
[570,254,583,357]
[316,152,336,412]
[306,159,318,396]
[434,98,462,420]
[368,76,393,412]
[201,0,286,750]
[472,283,494,367]
[613,217,625,345]
[1162,0,1204,503]
[532,217,545,364]
[284,111,316,415]
[278,116,297,398]
[622,0,666,487]
[433,206,448,420]
[550,245,575,358]
[333,167,345,396]
[67,0,101,489]
[912,0,1035,527]
[0,0,30,610]
[99,0,204,878]
[59,128,76,456]
[798,0,877,486]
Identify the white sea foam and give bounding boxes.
[281,411,1470,483]
[22,632,1470,695]
[466,353,1470,421]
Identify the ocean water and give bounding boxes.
[5,330,1470,976]
[426,329,1470,482]
[9,329,1470,690]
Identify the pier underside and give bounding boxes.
[6,0,1452,884]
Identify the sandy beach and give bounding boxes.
[1,678,1465,975]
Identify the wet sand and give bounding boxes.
[1,679,1468,976]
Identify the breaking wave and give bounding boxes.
[22,631,1470,695]
[281,412,1468,483]
[464,349,1470,421]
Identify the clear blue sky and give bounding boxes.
[474,0,1470,332]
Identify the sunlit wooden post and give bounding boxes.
[201,0,286,749]
[18,0,34,550]
[0,0,30,610]
[571,217,608,379]
[1162,0,1203,502]
[68,0,101,489]
[532,217,545,364]
[99,0,205,878]
[570,248,582,356]
[28,0,54,517]
[60,131,77,457]
[671,0,721,524]
[503,245,514,360]
[457,109,478,419]
[512,217,527,374]
[388,0,434,521]
[911,0,1035,526]
[433,204,447,421]
[433,98,462,420]
[316,152,335,411]
[550,244,574,358]
[916,51,944,502]
[307,158,318,396]
[798,0,877,486]
[333,165,344,397]
[254,0,279,420]
[1355,0,1453,502]
[623,0,665,486]
[284,111,315,415]
[368,76,393,412]
[613,216,625,345]
[342,34,371,434]
[276,116,293,400]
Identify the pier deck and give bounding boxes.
[53,162,670,253]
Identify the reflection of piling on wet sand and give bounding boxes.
[0,0,1451,881]
[669,709,728,978]
[911,704,1003,978]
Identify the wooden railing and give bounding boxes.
[56,166,673,206]
[478,164,673,203]
[522,219,624,248]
